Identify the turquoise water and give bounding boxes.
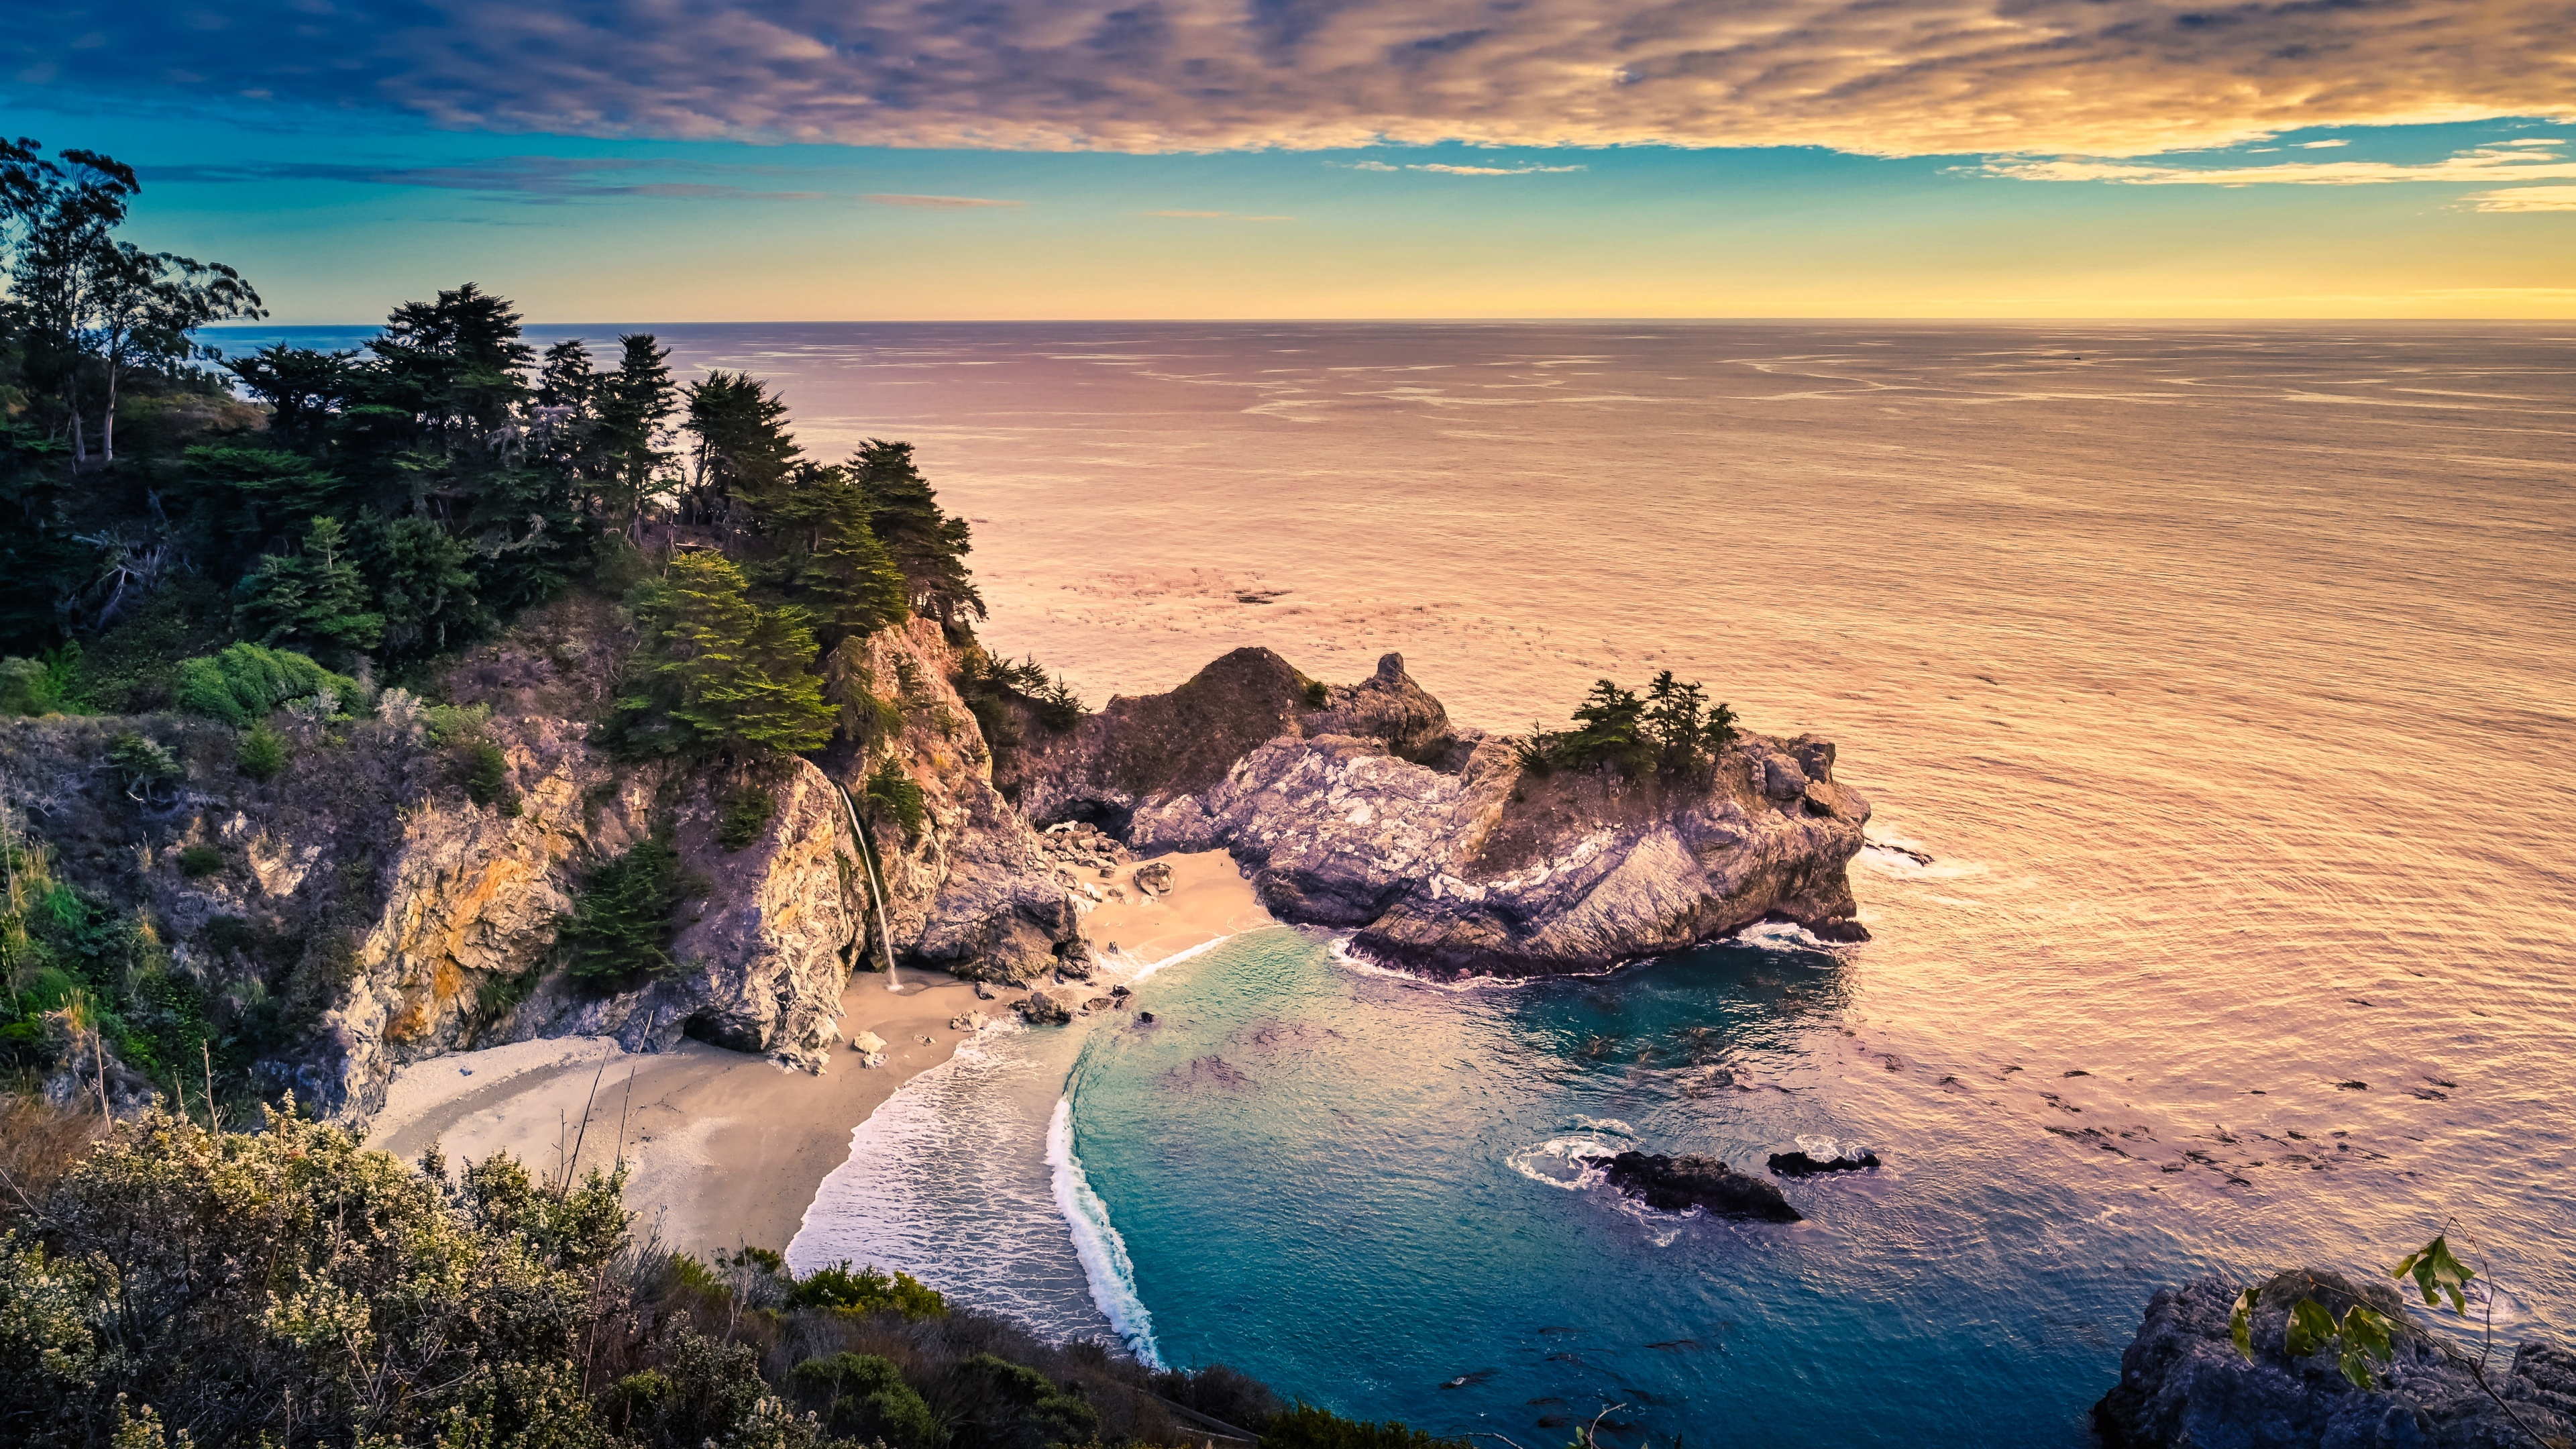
[1061,927,2165,1444]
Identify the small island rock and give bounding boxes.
[1580,1150,1803,1222]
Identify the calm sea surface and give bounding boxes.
[221,321,2576,1443]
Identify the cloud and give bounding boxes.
[147,155,833,201]
[9,0,2572,159]
[1145,209,1295,219]
[862,193,1024,207]
[2465,185,2576,211]
[1409,163,1586,175]
[2294,140,2350,149]
[1982,143,2576,186]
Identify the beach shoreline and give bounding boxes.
[365,849,1271,1258]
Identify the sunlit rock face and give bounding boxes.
[1010,649,1870,975]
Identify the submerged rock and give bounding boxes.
[1009,647,1870,976]
[1768,1146,1882,1176]
[1579,1150,1802,1222]
[2096,1269,2576,1448]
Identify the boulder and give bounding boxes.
[1580,1150,1802,1222]
[1017,990,1073,1025]
[1134,860,1176,895]
[2096,1270,2576,1448]
[949,1012,988,1032]
[847,1030,888,1055]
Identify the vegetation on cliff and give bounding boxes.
[0,1097,1459,1449]
[1515,670,1739,778]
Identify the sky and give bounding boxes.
[6,0,2573,321]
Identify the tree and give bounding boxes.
[682,371,798,528]
[851,439,983,629]
[363,511,484,661]
[557,837,684,981]
[367,282,533,443]
[595,334,677,536]
[625,551,834,757]
[225,343,355,451]
[233,515,384,656]
[0,142,261,467]
[765,464,908,644]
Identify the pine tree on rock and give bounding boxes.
[850,439,984,630]
[596,334,678,537]
[684,371,799,529]
[632,549,835,756]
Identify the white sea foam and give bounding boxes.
[1046,1097,1164,1368]
[1507,1132,1627,1190]
[1730,920,1843,956]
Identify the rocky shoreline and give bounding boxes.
[2098,1269,2576,1448]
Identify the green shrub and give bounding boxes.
[174,845,225,879]
[557,837,684,982]
[958,1352,1099,1445]
[169,644,358,728]
[785,1261,947,1318]
[423,701,492,747]
[790,1353,940,1448]
[106,733,184,797]
[1303,678,1329,708]
[863,759,924,841]
[716,786,775,851]
[235,722,288,781]
[463,741,520,815]
[0,655,69,715]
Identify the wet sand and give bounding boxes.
[366,849,1270,1258]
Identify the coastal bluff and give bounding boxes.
[1002,648,1872,976]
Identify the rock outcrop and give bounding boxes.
[1010,649,1870,975]
[2096,1270,2576,1448]
[1580,1150,1802,1221]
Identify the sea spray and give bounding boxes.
[1046,1095,1164,1368]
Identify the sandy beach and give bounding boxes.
[366,849,1270,1258]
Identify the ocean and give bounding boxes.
[215,320,2576,1443]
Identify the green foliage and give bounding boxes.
[864,758,926,841]
[557,837,684,982]
[104,732,182,797]
[786,1260,949,1318]
[717,785,776,851]
[1303,678,1330,708]
[0,653,74,715]
[955,649,1083,747]
[1263,1404,1468,1449]
[2392,1234,2476,1316]
[1517,672,1741,780]
[2230,1283,2400,1391]
[168,643,358,727]
[791,1352,943,1448]
[233,720,286,781]
[618,551,835,758]
[852,439,984,629]
[957,1352,1101,1446]
[173,844,223,879]
[232,514,386,655]
[463,739,521,815]
[422,700,492,746]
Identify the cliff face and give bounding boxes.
[1010,651,1870,975]
[0,601,1080,1122]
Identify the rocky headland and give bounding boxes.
[1006,647,1871,976]
[2098,1269,2576,1448]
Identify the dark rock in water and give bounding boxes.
[1580,1151,1802,1222]
[1136,1010,1157,1024]
[2096,1269,2576,1448]
[1806,916,1872,943]
[1768,1148,1882,1176]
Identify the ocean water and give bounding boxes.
[216,321,2576,1441]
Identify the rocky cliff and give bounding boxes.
[2096,1269,2576,1448]
[0,599,1083,1122]
[1008,649,1870,976]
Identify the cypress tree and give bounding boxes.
[633,550,835,756]
[849,439,984,629]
